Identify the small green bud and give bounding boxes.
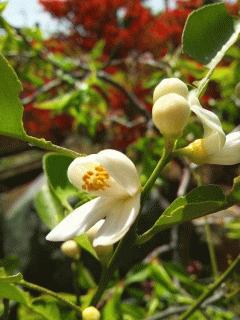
[61,240,80,260]
[82,306,100,320]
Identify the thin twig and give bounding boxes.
[179,254,240,320]
[20,280,82,314]
[97,71,150,119]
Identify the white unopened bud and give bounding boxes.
[61,240,80,260]
[152,93,190,138]
[82,306,100,320]
[153,78,188,103]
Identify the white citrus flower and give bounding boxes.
[152,78,191,138]
[46,150,141,247]
[181,93,240,165]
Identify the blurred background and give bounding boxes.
[0,0,240,319]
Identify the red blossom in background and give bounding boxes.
[24,0,238,147]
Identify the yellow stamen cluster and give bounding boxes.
[82,165,110,191]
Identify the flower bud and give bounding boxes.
[153,78,188,103]
[61,240,80,260]
[82,306,100,320]
[152,93,190,138]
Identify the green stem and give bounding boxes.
[91,231,129,306]
[25,135,81,158]
[179,254,240,320]
[72,261,81,306]
[91,143,173,306]
[141,142,173,202]
[204,218,218,279]
[19,279,82,314]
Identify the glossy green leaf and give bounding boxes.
[34,184,65,229]
[75,234,98,260]
[43,153,78,211]
[154,185,226,229]
[0,53,26,139]
[139,185,227,243]
[182,3,234,64]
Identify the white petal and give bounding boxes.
[93,192,141,247]
[208,131,240,165]
[86,219,105,242]
[190,98,225,155]
[97,149,140,196]
[68,154,128,197]
[46,197,112,241]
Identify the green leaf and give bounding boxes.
[139,185,227,243]
[77,263,96,289]
[36,91,79,111]
[0,272,23,283]
[75,234,99,260]
[228,175,240,203]
[182,3,234,64]
[0,1,8,13]
[90,40,105,60]
[0,53,26,139]
[155,185,226,229]
[150,263,177,294]
[0,54,79,158]
[43,153,78,211]
[0,283,29,304]
[34,184,65,229]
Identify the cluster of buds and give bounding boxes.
[152,78,240,166]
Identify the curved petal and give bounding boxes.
[97,149,141,196]
[46,197,113,241]
[93,192,141,247]
[190,101,225,155]
[68,154,128,198]
[208,131,240,165]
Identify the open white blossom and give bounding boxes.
[46,149,141,247]
[181,92,240,165]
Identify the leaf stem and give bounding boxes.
[141,141,174,202]
[25,135,81,158]
[204,218,218,279]
[179,254,240,320]
[19,279,82,314]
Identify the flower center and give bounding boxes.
[179,139,209,164]
[82,165,110,192]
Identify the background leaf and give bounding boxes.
[0,53,26,139]
[34,184,65,229]
[182,3,234,64]
[43,153,78,211]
